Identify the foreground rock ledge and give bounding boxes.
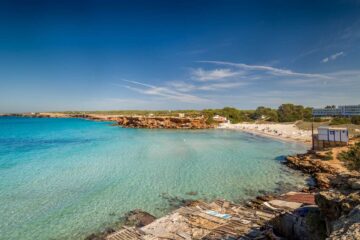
[89,192,331,240]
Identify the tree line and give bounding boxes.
[202,104,359,125]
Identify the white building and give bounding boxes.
[338,105,360,116]
[317,126,349,143]
[213,115,230,123]
[312,104,360,117]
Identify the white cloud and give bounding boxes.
[166,81,196,92]
[191,68,241,81]
[196,82,248,91]
[321,51,344,63]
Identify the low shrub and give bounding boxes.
[351,116,360,125]
[338,142,360,170]
[330,117,351,125]
[323,151,333,161]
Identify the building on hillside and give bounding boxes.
[338,105,360,116]
[312,104,360,117]
[178,113,185,118]
[313,126,348,150]
[213,115,230,124]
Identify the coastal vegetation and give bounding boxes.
[203,104,313,123]
[351,116,360,125]
[277,104,313,122]
[339,141,360,170]
[204,104,313,123]
[330,117,352,125]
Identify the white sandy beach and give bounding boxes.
[218,122,312,144]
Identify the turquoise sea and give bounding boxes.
[0,117,307,240]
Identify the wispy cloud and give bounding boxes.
[321,51,344,63]
[122,79,210,103]
[191,68,241,81]
[341,20,360,41]
[167,81,248,92]
[199,61,329,79]
[198,60,360,90]
[196,82,248,91]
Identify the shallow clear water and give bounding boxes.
[0,117,307,240]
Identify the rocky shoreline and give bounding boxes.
[284,146,360,239]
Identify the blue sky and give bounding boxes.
[0,0,360,112]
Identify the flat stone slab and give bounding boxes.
[268,200,303,210]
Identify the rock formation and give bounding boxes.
[116,116,212,129]
[285,145,360,239]
[328,205,360,240]
[315,191,360,239]
[122,209,156,228]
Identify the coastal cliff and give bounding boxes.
[115,116,211,129]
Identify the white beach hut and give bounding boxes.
[317,126,349,143]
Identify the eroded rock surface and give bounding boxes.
[329,205,360,240]
[123,209,156,227]
[116,116,211,129]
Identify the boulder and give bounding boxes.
[315,191,347,222]
[315,191,360,235]
[348,178,360,190]
[328,205,360,240]
[314,173,332,189]
[267,199,303,210]
[123,209,156,227]
[271,205,326,240]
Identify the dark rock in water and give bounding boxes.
[274,181,296,194]
[242,188,258,196]
[160,192,197,209]
[84,227,115,240]
[257,189,270,196]
[123,209,156,227]
[275,155,287,163]
[103,227,116,235]
[186,191,198,196]
[84,233,104,240]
